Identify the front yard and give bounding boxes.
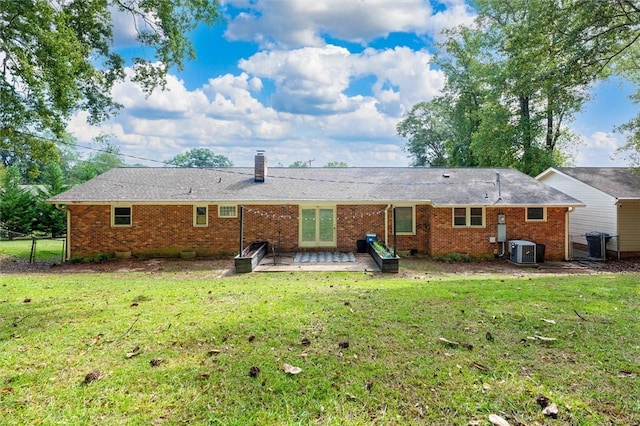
[0,259,638,425]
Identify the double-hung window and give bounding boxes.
[394,206,414,234]
[526,207,546,222]
[112,206,132,227]
[453,207,484,227]
[194,206,208,226]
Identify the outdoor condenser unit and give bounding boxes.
[510,240,536,264]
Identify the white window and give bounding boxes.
[112,206,132,227]
[394,206,414,234]
[194,206,208,226]
[218,205,237,218]
[526,207,546,222]
[452,207,485,228]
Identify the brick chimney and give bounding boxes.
[254,150,267,182]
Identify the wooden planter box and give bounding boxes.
[234,241,268,273]
[368,243,399,273]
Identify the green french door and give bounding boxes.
[300,206,336,248]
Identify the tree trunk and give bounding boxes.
[520,95,532,174]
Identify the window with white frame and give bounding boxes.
[526,207,546,221]
[112,206,132,227]
[394,206,414,234]
[452,207,485,227]
[218,205,237,218]
[194,206,208,226]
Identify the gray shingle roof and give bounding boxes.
[47,167,583,207]
[556,167,640,199]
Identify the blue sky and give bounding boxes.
[68,0,637,168]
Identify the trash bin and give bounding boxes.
[535,244,545,263]
[357,239,367,253]
[586,232,611,258]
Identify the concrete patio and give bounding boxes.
[254,252,380,272]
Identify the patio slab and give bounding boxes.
[254,252,380,272]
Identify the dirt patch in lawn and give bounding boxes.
[2,253,639,276]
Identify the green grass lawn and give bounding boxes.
[1,267,638,425]
[0,239,65,263]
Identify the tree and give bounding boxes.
[1,0,221,168]
[397,101,451,167]
[0,166,36,238]
[289,161,310,168]
[324,161,348,168]
[68,138,126,183]
[167,148,233,168]
[399,0,640,174]
[35,163,69,237]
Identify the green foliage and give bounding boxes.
[34,163,68,237]
[399,0,640,174]
[1,0,221,168]
[167,148,233,168]
[0,166,37,237]
[324,161,348,167]
[435,252,472,263]
[288,160,310,168]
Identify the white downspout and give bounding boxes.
[565,207,571,261]
[384,204,392,245]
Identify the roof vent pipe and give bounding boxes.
[255,150,266,182]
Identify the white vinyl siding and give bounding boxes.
[538,172,618,249]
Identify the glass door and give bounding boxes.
[300,206,336,248]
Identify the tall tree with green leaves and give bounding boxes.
[1,0,221,173]
[35,163,69,237]
[399,0,640,174]
[167,148,233,168]
[0,166,36,238]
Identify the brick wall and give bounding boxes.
[67,204,568,261]
[428,206,568,260]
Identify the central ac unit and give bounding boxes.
[510,240,536,264]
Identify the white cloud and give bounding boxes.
[573,131,630,167]
[224,0,474,48]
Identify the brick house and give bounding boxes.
[47,153,582,261]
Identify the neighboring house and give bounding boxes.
[48,153,583,261]
[536,167,640,259]
[536,167,640,258]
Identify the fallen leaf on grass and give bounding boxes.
[473,362,489,371]
[618,370,636,378]
[536,395,550,408]
[1,387,13,394]
[149,358,165,367]
[249,366,260,377]
[82,370,106,385]
[542,319,556,324]
[542,403,559,418]
[207,349,222,356]
[533,335,557,342]
[125,347,141,358]
[89,334,103,346]
[338,341,349,349]
[23,298,31,303]
[300,337,311,346]
[282,363,302,375]
[439,337,459,346]
[197,373,210,379]
[488,413,511,426]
